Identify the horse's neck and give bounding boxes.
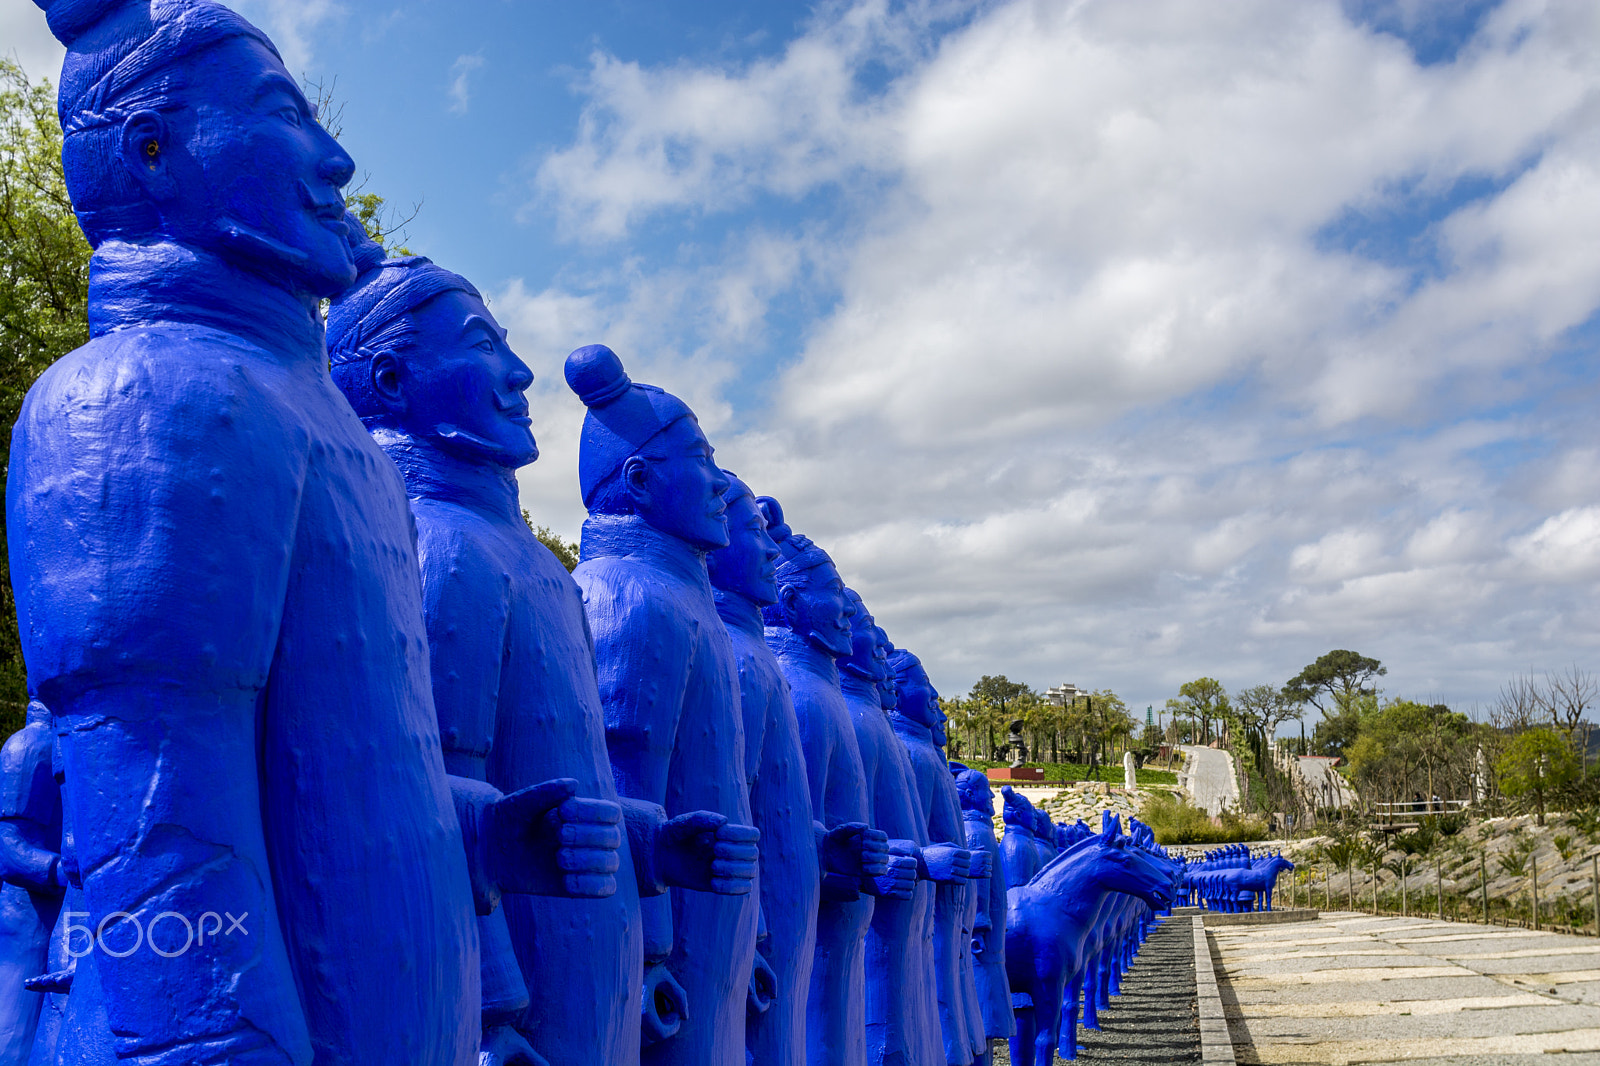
[1026,845,1116,911]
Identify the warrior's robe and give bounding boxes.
[768,629,875,1066]
[960,804,1014,1045]
[894,715,981,1066]
[716,591,819,1066]
[0,705,61,1065]
[576,514,759,1066]
[842,673,940,1066]
[9,242,480,1065]
[403,460,646,1065]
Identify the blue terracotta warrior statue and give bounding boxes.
[889,649,984,1066]
[952,766,1014,1060]
[999,788,1043,889]
[840,590,961,1066]
[330,250,760,1064]
[760,511,915,1066]
[566,345,762,1066]
[0,704,62,1063]
[10,3,607,1060]
[707,477,888,1066]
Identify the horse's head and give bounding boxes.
[1085,832,1173,910]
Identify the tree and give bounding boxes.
[522,512,579,572]
[1539,665,1597,767]
[1172,677,1228,746]
[1285,650,1385,718]
[1496,726,1580,826]
[968,675,1031,761]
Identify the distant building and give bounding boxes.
[1044,683,1083,707]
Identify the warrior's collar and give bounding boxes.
[579,513,710,588]
[88,240,325,364]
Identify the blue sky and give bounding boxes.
[6,0,1600,724]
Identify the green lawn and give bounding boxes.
[963,759,1178,787]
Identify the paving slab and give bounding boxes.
[992,916,1200,1064]
[1209,911,1600,1064]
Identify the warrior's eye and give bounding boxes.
[278,106,302,127]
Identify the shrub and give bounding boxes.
[1140,792,1267,845]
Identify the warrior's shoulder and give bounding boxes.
[20,326,310,449]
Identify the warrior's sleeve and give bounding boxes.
[413,516,531,1018]
[579,567,694,813]
[8,334,313,1065]
[0,714,61,893]
[576,564,694,952]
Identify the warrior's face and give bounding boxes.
[895,660,942,731]
[872,627,898,711]
[707,490,779,604]
[140,36,356,295]
[385,289,536,467]
[782,561,854,658]
[629,418,731,550]
[839,591,877,675]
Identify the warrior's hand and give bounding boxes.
[863,839,918,900]
[967,850,992,880]
[657,811,760,895]
[480,1024,550,1066]
[920,843,971,884]
[488,778,622,899]
[821,822,889,881]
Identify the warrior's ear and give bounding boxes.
[370,351,406,415]
[119,110,177,203]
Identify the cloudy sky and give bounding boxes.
[7,0,1600,722]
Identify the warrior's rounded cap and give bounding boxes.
[37,0,274,134]
[565,344,696,508]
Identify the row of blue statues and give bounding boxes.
[1178,846,1295,913]
[0,1,1203,1064]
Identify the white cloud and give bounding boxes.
[519,0,1600,709]
[1,0,65,83]
[447,52,486,116]
[231,0,344,78]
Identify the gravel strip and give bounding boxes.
[993,915,1202,1064]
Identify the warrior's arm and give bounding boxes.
[10,352,313,1064]
[580,576,693,952]
[0,821,62,894]
[421,526,619,907]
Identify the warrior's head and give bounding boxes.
[38,0,355,296]
[952,764,994,817]
[839,588,877,682]
[1000,786,1034,830]
[327,232,536,469]
[888,647,944,745]
[707,472,779,605]
[566,344,729,550]
[757,501,853,657]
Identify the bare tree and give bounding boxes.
[1490,674,1543,734]
[1542,665,1597,768]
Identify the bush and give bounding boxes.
[1140,792,1268,845]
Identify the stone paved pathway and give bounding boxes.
[1209,911,1600,1064]
[993,916,1200,1064]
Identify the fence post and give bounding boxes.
[1401,859,1408,917]
[1532,856,1540,932]
[1436,857,1444,922]
[1592,854,1598,938]
[1347,860,1354,911]
[1481,851,1489,926]
[1372,860,1379,915]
